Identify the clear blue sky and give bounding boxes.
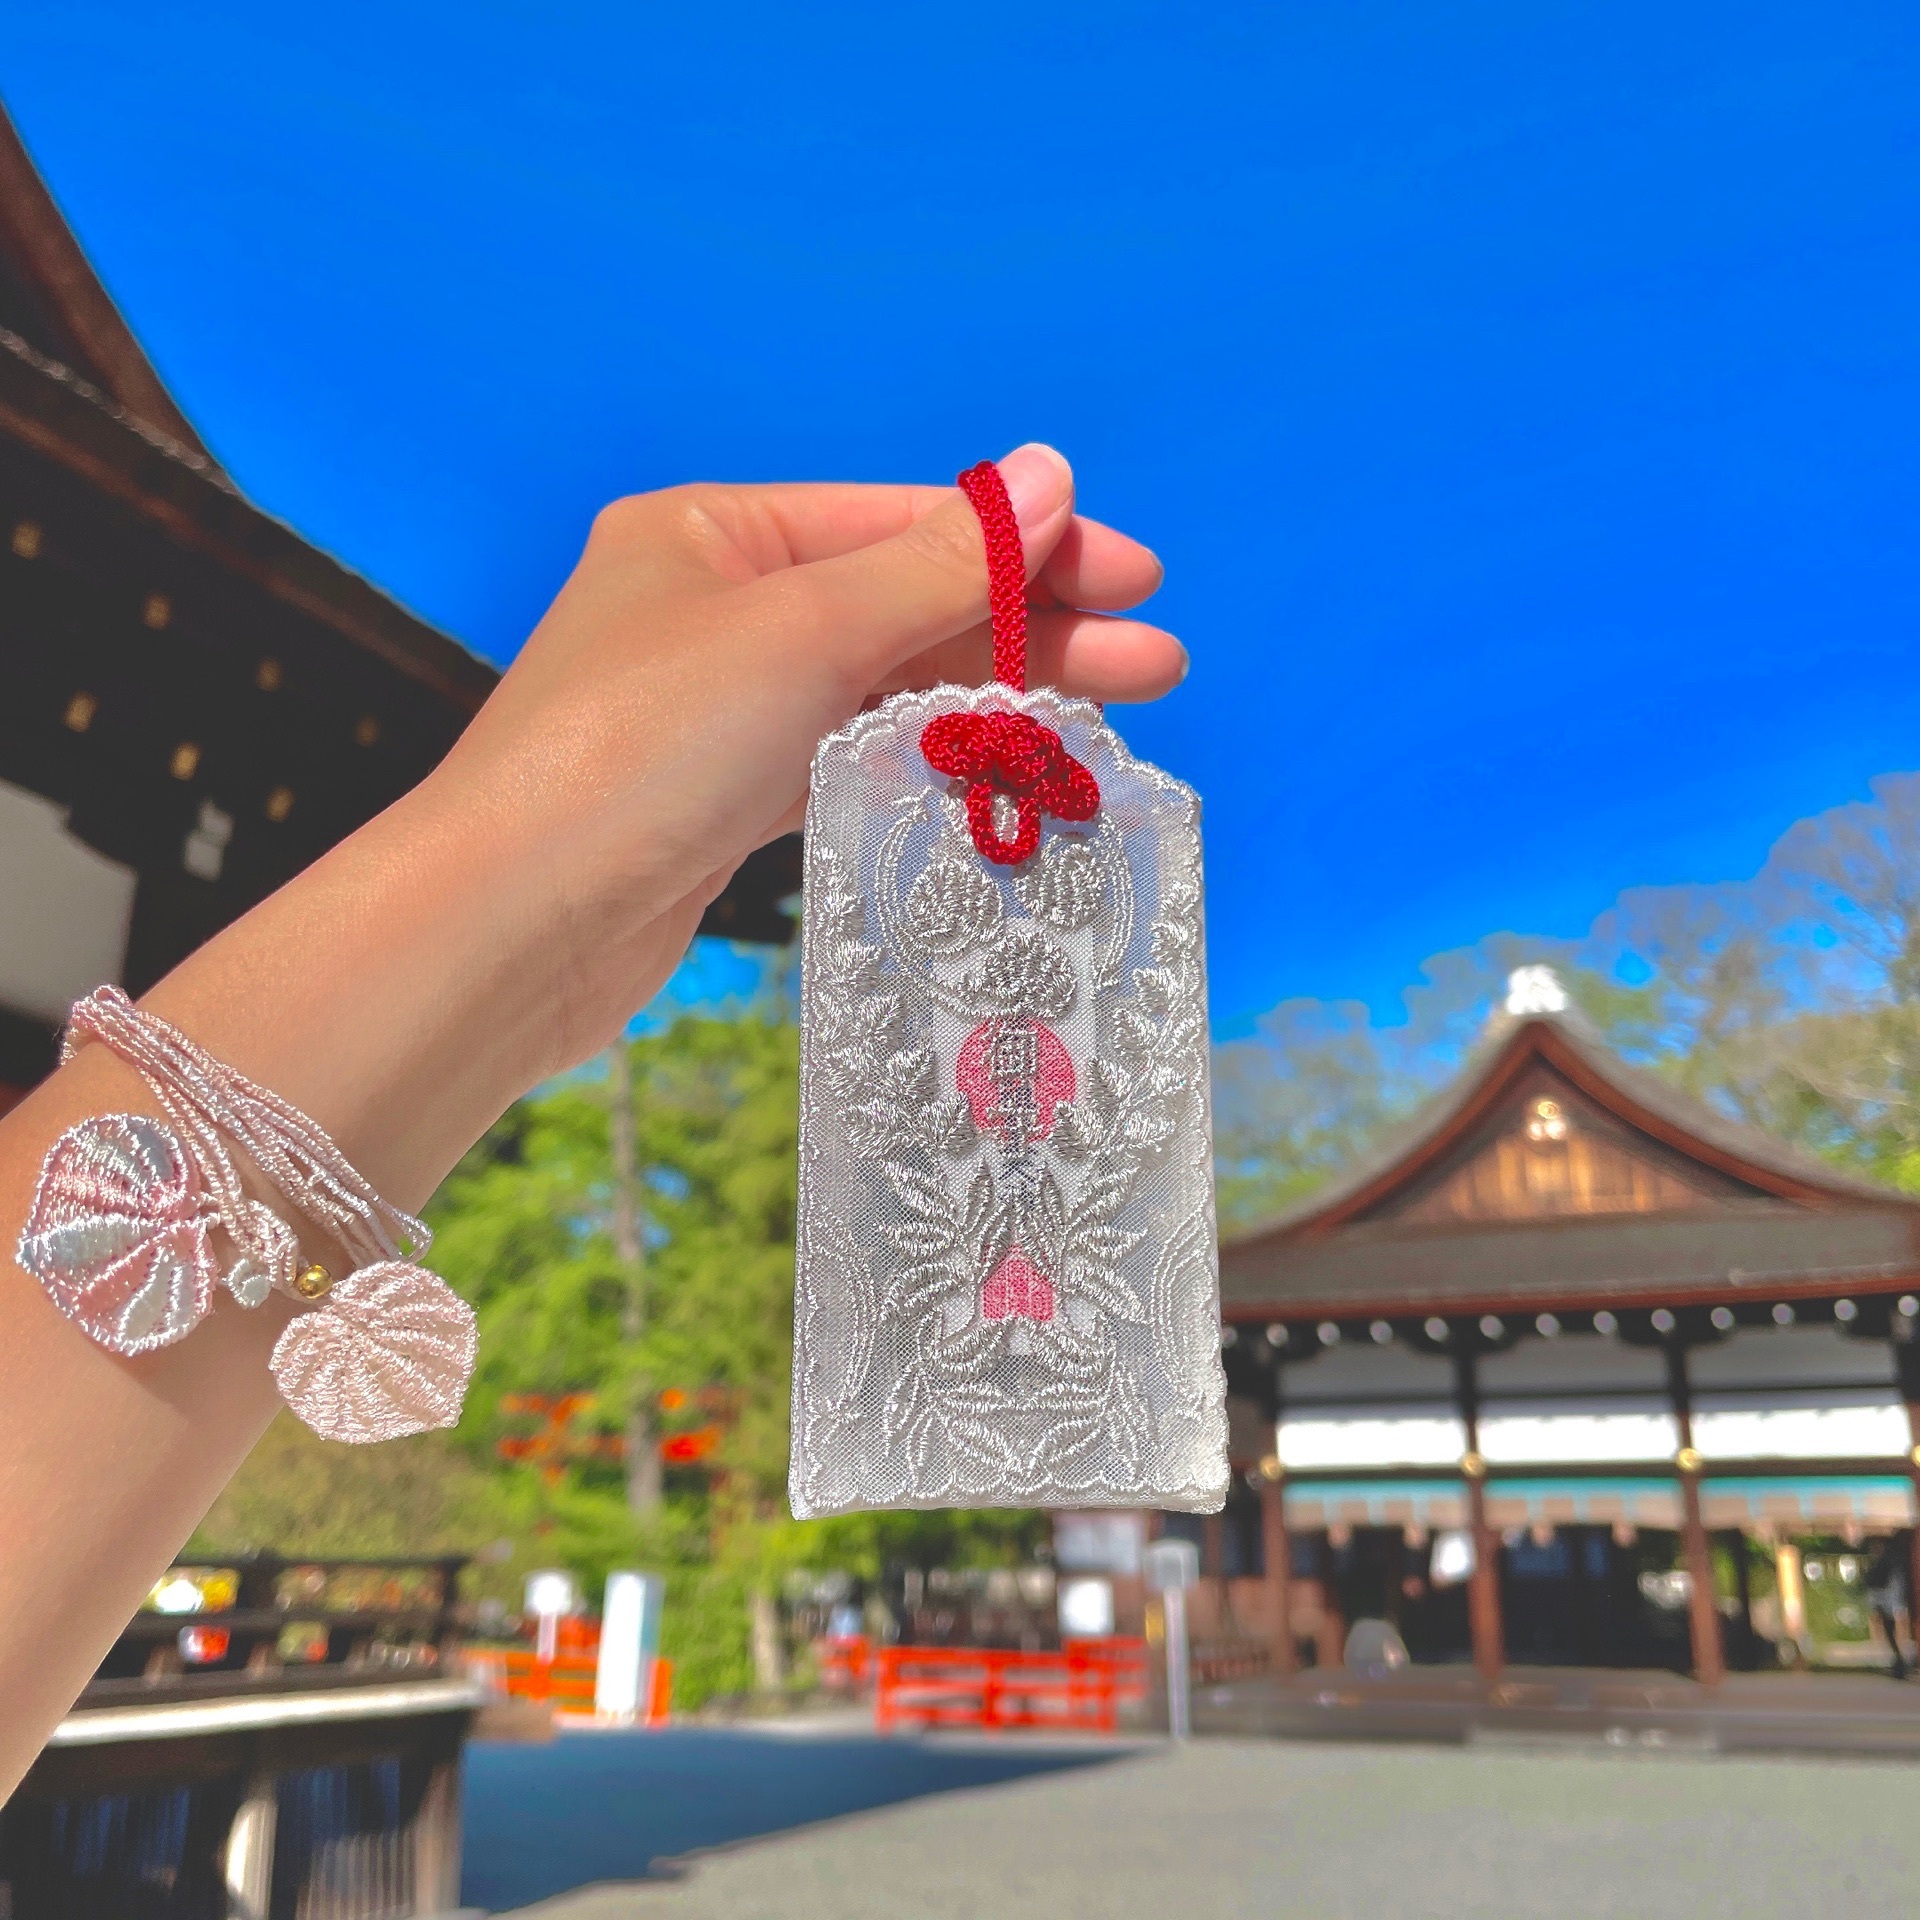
[9,4,1918,1031]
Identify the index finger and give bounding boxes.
[721,479,1165,614]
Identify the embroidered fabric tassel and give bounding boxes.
[15,987,475,1444]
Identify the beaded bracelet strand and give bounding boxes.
[15,986,475,1444]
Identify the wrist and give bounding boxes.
[142,771,569,1211]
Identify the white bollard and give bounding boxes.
[596,1571,665,1722]
[1144,1537,1200,1742]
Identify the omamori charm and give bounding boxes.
[790,679,1228,1516]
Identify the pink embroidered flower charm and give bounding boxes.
[982,1249,1056,1323]
[270,1262,478,1444]
[17,1113,218,1354]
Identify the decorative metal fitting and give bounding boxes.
[292,1262,334,1301]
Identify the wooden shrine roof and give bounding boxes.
[1218,1011,1920,1321]
[0,96,798,1092]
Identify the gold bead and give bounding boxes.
[1675,1445,1703,1475]
[1461,1450,1487,1480]
[293,1263,333,1301]
[1259,1454,1283,1484]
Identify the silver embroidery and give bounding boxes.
[791,683,1227,1517]
[1016,833,1104,932]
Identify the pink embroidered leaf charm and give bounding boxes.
[17,1112,218,1354]
[269,1261,477,1444]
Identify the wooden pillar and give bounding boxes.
[413,1752,464,1914]
[222,1772,277,1920]
[1892,1322,1920,1640]
[1259,1469,1297,1674]
[1203,1509,1229,1636]
[1666,1341,1725,1687]
[1453,1348,1504,1684]
[1315,1538,1346,1669]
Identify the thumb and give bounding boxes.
[788,445,1075,686]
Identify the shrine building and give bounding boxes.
[1208,971,1920,1684]
[0,99,798,1117]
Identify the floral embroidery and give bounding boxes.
[791,683,1227,1517]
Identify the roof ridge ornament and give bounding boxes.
[1503,964,1570,1017]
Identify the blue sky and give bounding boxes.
[9,3,1919,1031]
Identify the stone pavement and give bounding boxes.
[486,1731,1920,1918]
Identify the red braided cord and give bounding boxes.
[956,459,1028,691]
[922,457,1097,865]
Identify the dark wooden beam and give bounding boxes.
[0,99,208,454]
[1453,1348,1505,1684]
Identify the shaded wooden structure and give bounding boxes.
[0,96,812,1916]
[1215,997,1920,1687]
[0,98,797,1112]
[1,1555,477,1918]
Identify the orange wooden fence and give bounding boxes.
[815,1634,872,1690]
[874,1638,1147,1735]
[468,1647,674,1723]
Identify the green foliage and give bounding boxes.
[1214,772,1920,1221]
[191,1415,516,1566]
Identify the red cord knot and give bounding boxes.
[921,710,1100,866]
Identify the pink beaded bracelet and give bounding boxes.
[15,987,476,1444]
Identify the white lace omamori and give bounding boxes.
[790,684,1229,1518]
[15,986,475,1443]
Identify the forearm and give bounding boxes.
[0,775,546,1790]
[0,447,1173,1793]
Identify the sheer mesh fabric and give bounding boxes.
[791,684,1227,1517]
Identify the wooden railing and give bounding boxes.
[875,1638,1148,1735]
[815,1633,873,1690]
[467,1645,674,1723]
[1192,1639,1272,1684]
[90,1551,468,1703]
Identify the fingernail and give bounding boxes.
[1174,641,1190,685]
[997,443,1072,535]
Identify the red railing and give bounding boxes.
[468,1647,674,1723]
[816,1634,872,1690]
[875,1638,1147,1735]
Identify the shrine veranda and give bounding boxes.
[1177,1004,1920,1681]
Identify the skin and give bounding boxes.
[0,445,1182,1791]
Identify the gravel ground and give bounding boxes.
[487,1732,1920,1919]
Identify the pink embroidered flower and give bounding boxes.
[982,1250,1056,1323]
[17,1113,218,1354]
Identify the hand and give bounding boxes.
[422,443,1181,1074]
[143,445,1181,1205]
